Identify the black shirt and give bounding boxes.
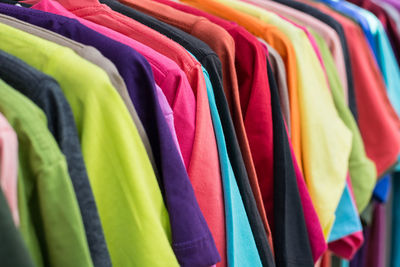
[267,59,314,267]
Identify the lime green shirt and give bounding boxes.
[214,0,352,239]
[310,29,376,213]
[0,78,93,267]
[0,22,178,267]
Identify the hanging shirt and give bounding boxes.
[0,21,180,267]
[266,60,314,266]
[309,29,374,247]
[0,111,18,226]
[0,77,93,267]
[192,51,262,267]
[0,50,111,267]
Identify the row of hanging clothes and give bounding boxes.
[0,0,399,266]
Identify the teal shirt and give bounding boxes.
[190,51,262,267]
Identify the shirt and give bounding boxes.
[0,21,179,267]
[212,0,353,240]
[193,51,263,267]
[0,77,93,267]
[0,111,18,226]
[309,28,375,226]
[267,60,314,266]
[152,0,275,248]
[0,186,34,267]
[0,49,111,267]
[37,1,225,264]
[3,3,219,265]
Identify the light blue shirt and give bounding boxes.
[190,51,262,267]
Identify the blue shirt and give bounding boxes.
[191,51,262,267]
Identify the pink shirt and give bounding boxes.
[33,0,226,264]
[32,0,196,170]
[243,0,348,99]
[0,113,19,226]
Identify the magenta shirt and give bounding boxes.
[0,112,19,226]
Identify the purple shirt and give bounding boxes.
[0,4,219,266]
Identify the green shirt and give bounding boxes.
[0,22,178,267]
[0,78,93,267]
[310,28,376,213]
